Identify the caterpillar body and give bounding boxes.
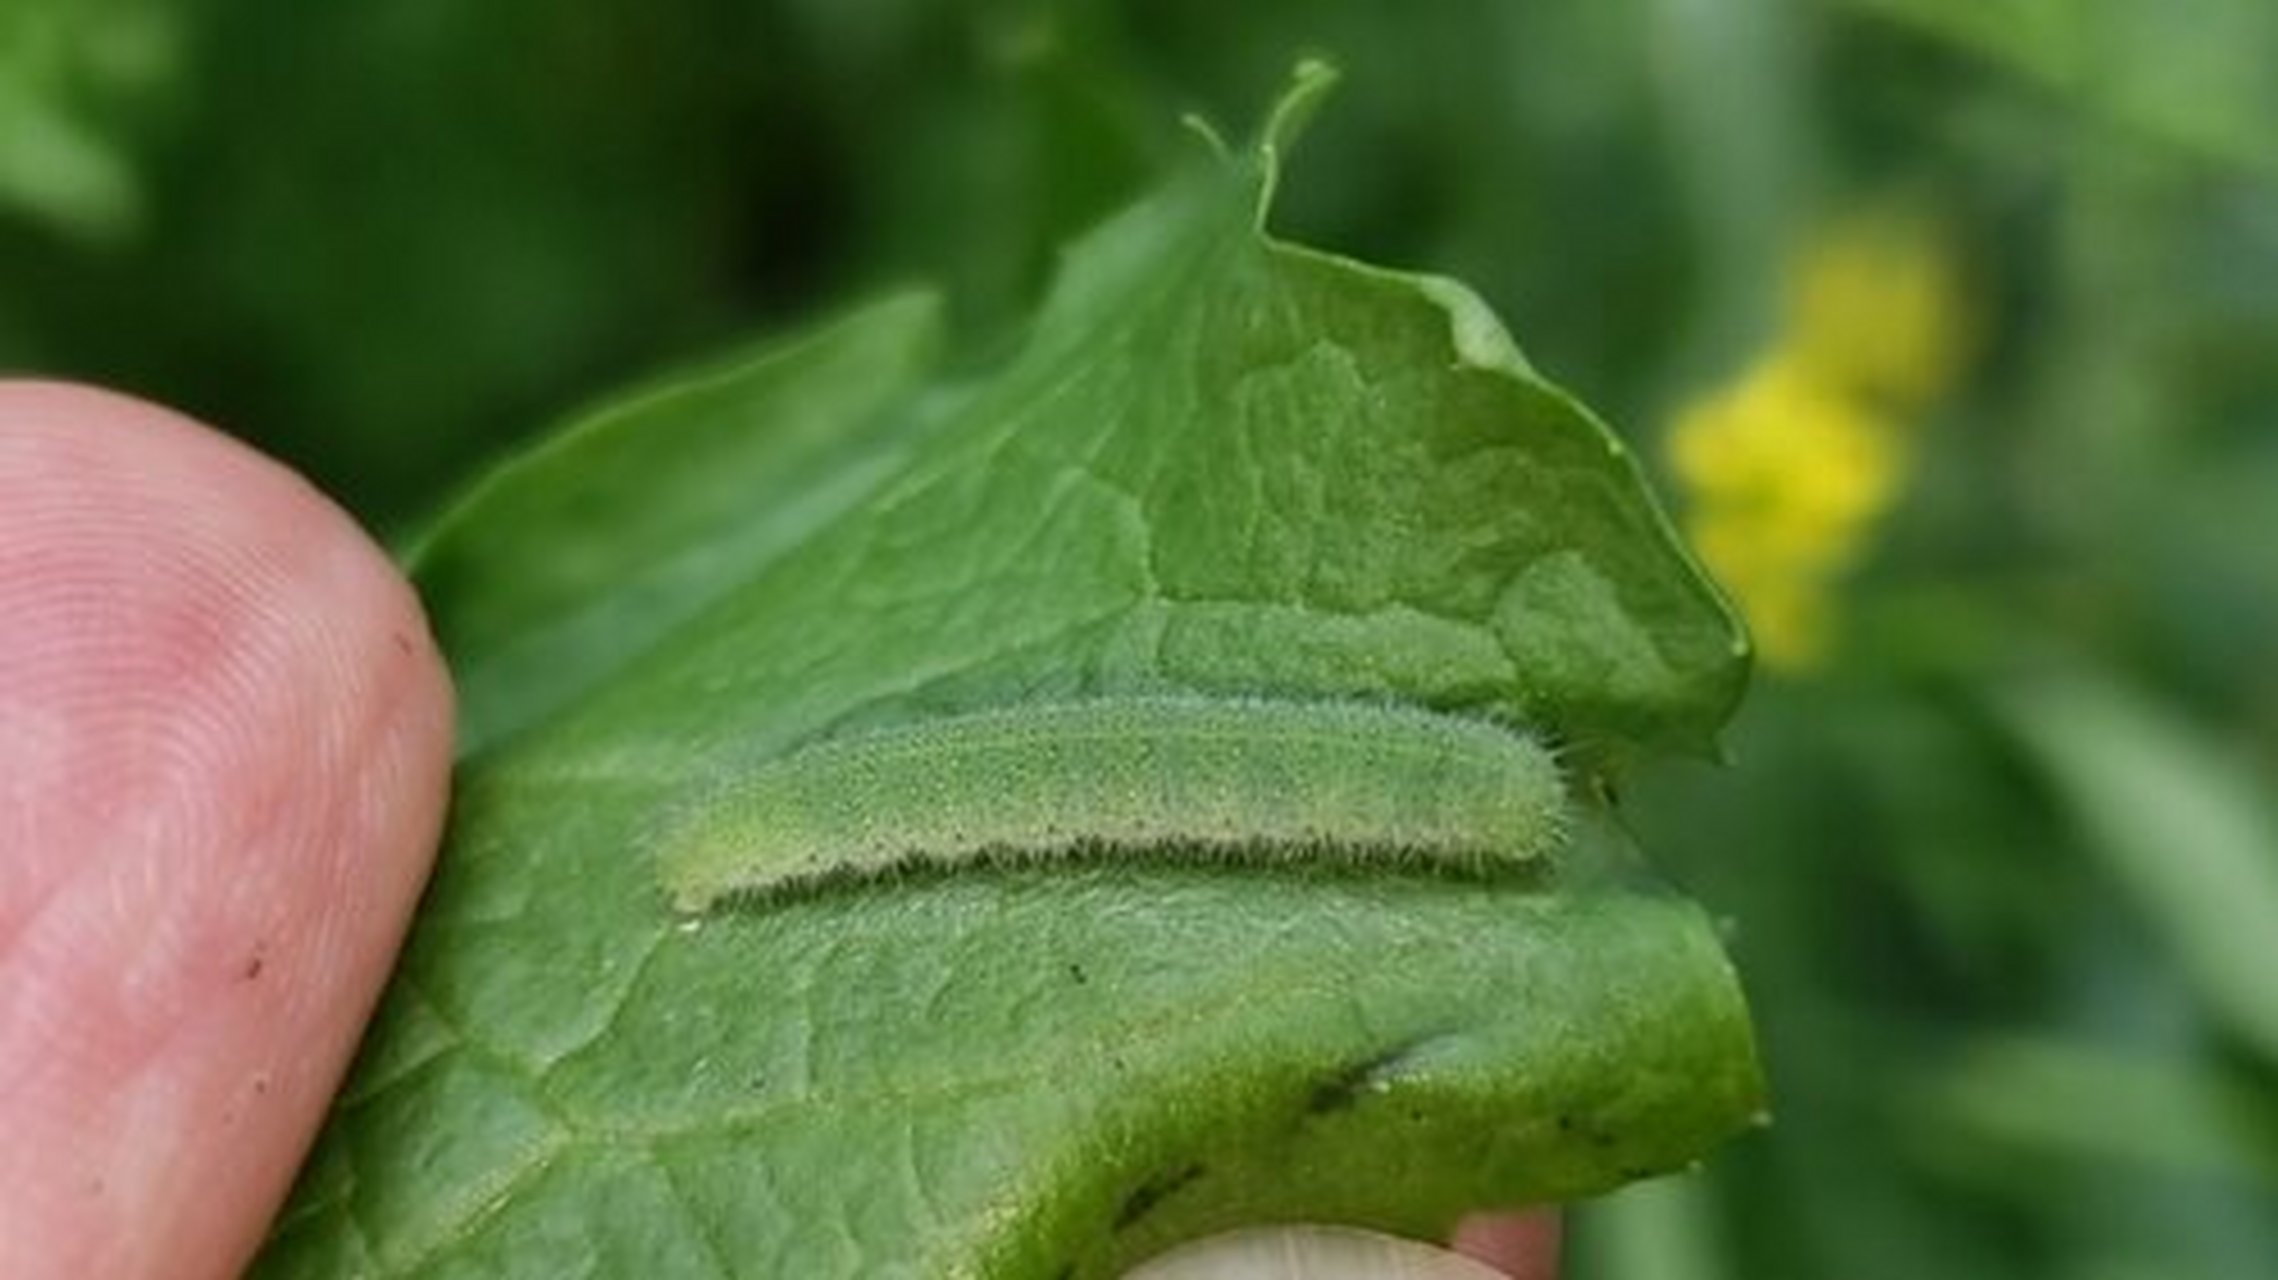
[654,696,1567,912]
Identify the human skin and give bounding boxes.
[1453,1210,1561,1279]
[0,381,1553,1279]
[0,382,455,1279]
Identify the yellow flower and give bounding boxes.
[1668,208,1967,670]
[1787,212,1968,409]
[1671,354,1906,667]
[1670,354,1904,556]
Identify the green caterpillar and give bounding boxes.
[654,696,1568,912]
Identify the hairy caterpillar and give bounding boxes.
[654,696,1567,912]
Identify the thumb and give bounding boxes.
[1124,1226,1520,1279]
[0,383,454,1280]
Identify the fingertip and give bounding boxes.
[0,381,454,1279]
[1125,1225,1512,1279]
[1450,1210,1561,1280]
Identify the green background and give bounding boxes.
[8,1,2276,1276]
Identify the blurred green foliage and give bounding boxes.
[7,1,2275,1276]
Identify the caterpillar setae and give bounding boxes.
[653,695,1567,912]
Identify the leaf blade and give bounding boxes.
[258,99,1761,1278]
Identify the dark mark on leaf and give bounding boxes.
[1307,1053,1392,1115]
[1308,1036,1450,1116]
[1115,1163,1204,1230]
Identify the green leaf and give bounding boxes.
[0,0,181,244]
[1991,670,2278,1063]
[257,75,1760,1279]
[404,289,949,757]
[1911,1033,2278,1188]
[1829,0,2278,176]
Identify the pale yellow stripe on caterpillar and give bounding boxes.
[653,696,1568,913]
